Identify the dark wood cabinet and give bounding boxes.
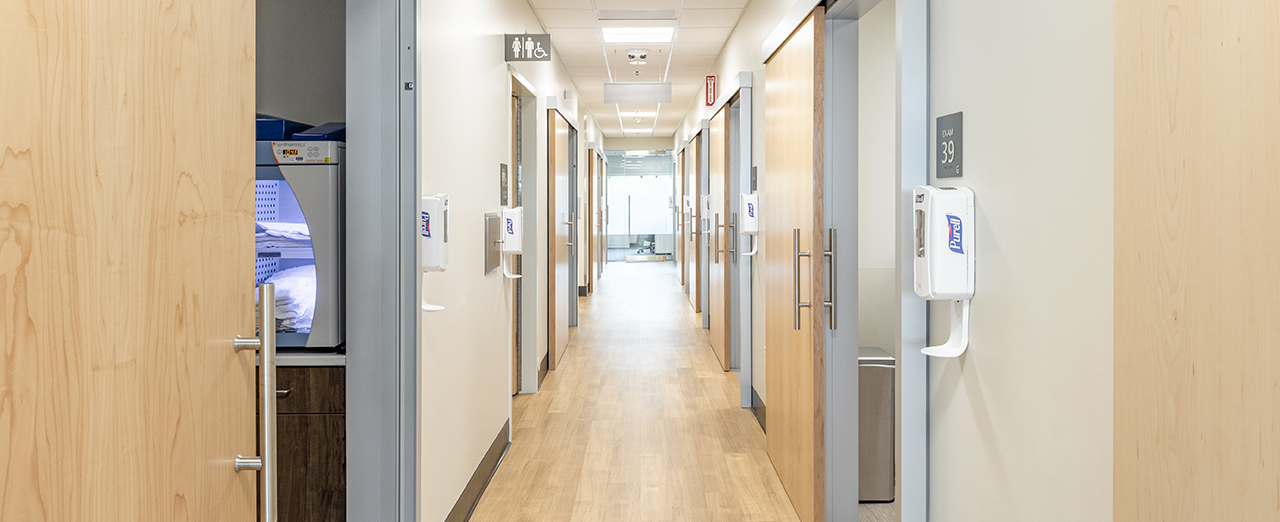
[275,366,346,522]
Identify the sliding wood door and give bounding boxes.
[688,133,703,313]
[586,150,596,294]
[0,1,257,519]
[548,110,572,369]
[708,108,731,371]
[1116,2,1280,519]
[677,150,686,286]
[595,153,605,281]
[764,10,825,522]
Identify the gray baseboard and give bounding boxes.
[538,355,549,387]
[444,420,510,522]
[751,387,766,433]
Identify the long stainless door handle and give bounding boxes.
[824,228,837,330]
[714,213,721,263]
[235,283,277,522]
[794,229,811,330]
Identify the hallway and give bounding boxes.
[469,261,799,522]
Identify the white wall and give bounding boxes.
[673,0,794,403]
[856,0,897,355]
[416,1,602,519]
[927,1,1113,520]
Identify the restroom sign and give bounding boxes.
[705,76,716,106]
[505,34,551,62]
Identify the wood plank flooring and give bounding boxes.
[470,262,798,522]
[468,261,898,522]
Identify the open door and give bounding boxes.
[586,147,596,294]
[708,108,731,371]
[1,2,259,520]
[688,133,703,314]
[677,150,687,287]
[764,9,827,522]
[593,151,604,281]
[548,110,572,369]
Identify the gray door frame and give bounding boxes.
[345,0,417,518]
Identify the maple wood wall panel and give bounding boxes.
[1116,1,1280,520]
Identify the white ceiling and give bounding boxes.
[528,0,749,138]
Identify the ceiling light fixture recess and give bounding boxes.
[602,27,674,44]
[618,111,657,117]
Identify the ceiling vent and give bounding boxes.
[597,9,678,20]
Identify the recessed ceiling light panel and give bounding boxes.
[602,27,674,44]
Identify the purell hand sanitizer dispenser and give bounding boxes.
[913,186,974,357]
[739,193,759,256]
[421,193,449,311]
[500,207,523,279]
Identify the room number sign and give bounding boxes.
[936,112,963,178]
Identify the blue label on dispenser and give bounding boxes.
[747,202,755,218]
[421,211,431,238]
[506,218,514,235]
[946,214,963,254]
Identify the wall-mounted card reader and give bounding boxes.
[421,193,449,311]
[913,185,974,357]
[500,207,523,279]
[739,193,759,256]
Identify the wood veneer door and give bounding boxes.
[549,111,571,369]
[595,154,605,280]
[677,150,686,287]
[708,109,731,371]
[689,133,703,313]
[586,151,595,294]
[1116,2,1280,519]
[763,10,825,522]
[0,1,257,520]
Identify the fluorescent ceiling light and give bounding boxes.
[619,111,657,118]
[623,129,650,133]
[602,27,674,44]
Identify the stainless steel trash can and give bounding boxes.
[859,346,895,502]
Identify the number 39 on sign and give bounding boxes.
[936,112,963,178]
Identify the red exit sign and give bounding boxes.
[705,75,716,106]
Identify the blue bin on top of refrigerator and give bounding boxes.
[255,115,345,350]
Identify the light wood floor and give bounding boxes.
[469,261,897,522]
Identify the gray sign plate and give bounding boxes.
[936,112,963,178]
[505,34,551,62]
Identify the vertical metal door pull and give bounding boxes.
[234,283,277,522]
[794,228,811,330]
[714,213,722,263]
[824,228,837,330]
